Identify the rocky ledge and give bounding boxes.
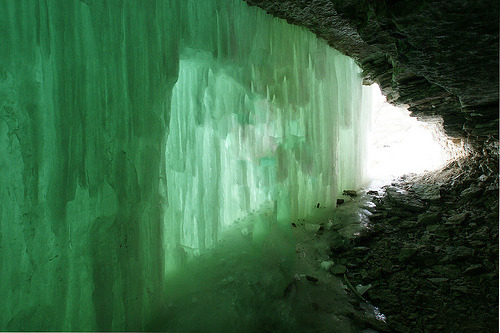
[244,0,499,148]
[331,155,498,332]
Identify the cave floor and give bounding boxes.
[149,196,384,332]
[149,156,498,333]
[342,156,499,333]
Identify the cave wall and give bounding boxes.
[244,0,499,149]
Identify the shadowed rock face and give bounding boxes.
[244,0,499,149]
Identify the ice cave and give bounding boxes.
[0,0,498,332]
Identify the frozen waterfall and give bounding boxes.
[0,0,371,330]
[164,3,372,271]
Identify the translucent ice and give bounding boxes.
[0,0,371,330]
[163,0,372,271]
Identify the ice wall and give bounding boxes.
[0,0,371,330]
[0,0,180,330]
[164,0,371,270]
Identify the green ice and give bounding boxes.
[0,0,371,330]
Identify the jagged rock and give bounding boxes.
[343,190,358,197]
[244,0,499,143]
[367,289,399,304]
[486,180,499,192]
[427,277,449,283]
[322,156,497,332]
[401,220,418,229]
[468,240,486,247]
[398,245,419,262]
[426,225,440,232]
[305,223,321,232]
[352,246,370,254]
[355,284,372,295]
[433,265,461,279]
[414,249,438,266]
[330,265,347,275]
[320,261,335,271]
[464,264,486,276]
[446,212,469,225]
[306,275,319,283]
[460,185,484,200]
[451,286,470,294]
[469,226,491,241]
[449,246,475,261]
[369,213,384,221]
[486,211,499,222]
[412,184,441,201]
[385,187,426,212]
[418,212,441,225]
[330,239,349,254]
[433,228,450,238]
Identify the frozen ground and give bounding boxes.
[148,194,387,332]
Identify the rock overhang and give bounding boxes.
[244,0,499,152]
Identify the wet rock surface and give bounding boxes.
[244,0,499,146]
[331,156,499,332]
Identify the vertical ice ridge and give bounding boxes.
[0,0,371,330]
[1,0,181,330]
[163,0,372,271]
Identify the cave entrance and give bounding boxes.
[367,84,466,186]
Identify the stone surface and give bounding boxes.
[412,183,441,201]
[331,156,499,332]
[464,264,486,276]
[446,212,469,225]
[385,187,426,212]
[320,260,335,271]
[330,265,348,275]
[461,185,484,200]
[417,212,441,225]
[343,190,358,197]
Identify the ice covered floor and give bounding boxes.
[148,195,387,332]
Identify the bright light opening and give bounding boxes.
[368,84,466,184]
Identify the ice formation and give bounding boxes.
[0,0,371,330]
[164,3,372,271]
